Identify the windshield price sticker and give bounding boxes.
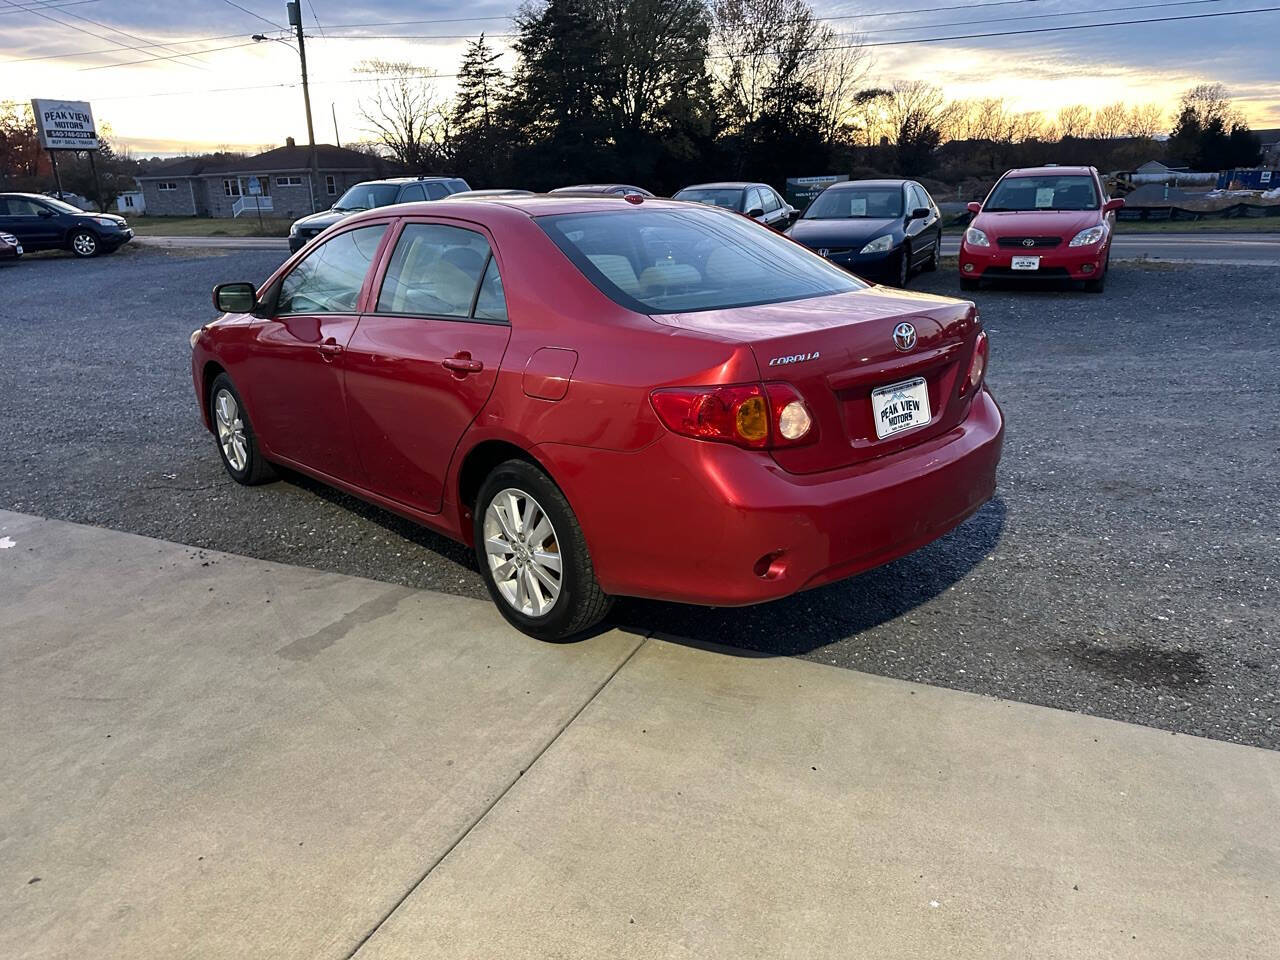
[1035,187,1055,208]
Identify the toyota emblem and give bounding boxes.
[893,322,917,352]
[1022,238,1036,248]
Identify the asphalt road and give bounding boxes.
[1,245,1276,749]
[136,231,1280,265]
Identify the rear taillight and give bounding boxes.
[961,330,988,396]
[650,382,815,449]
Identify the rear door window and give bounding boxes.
[276,224,388,314]
[399,183,427,202]
[375,222,503,320]
[424,182,450,201]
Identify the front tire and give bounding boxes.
[894,245,911,287]
[69,229,99,258]
[209,374,276,485]
[474,459,611,641]
[923,237,941,272]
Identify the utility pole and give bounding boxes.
[287,1,321,213]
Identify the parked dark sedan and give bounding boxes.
[288,176,470,252]
[672,182,796,229]
[0,231,22,261]
[549,184,655,197]
[786,179,942,287]
[0,192,133,257]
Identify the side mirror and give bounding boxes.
[213,281,258,314]
[966,201,982,215]
[909,207,930,220]
[38,209,56,219]
[1103,198,1125,213]
[746,207,765,219]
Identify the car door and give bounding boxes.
[744,187,767,222]
[1,197,61,249]
[342,219,513,514]
[245,222,390,483]
[903,184,937,266]
[759,188,787,228]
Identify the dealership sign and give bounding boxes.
[31,99,99,151]
[785,175,849,209]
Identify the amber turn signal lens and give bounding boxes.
[735,396,769,442]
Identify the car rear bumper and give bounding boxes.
[536,388,1004,606]
[959,241,1106,280]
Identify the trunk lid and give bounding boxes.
[651,286,982,473]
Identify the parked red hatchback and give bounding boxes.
[192,195,1003,640]
[959,166,1123,292]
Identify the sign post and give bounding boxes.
[31,99,101,210]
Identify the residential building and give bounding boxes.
[135,139,397,218]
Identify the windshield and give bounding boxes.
[985,175,1099,212]
[803,186,903,219]
[673,188,743,211]
[538,208,865,314]
[43,196,83,214]
[333,183,401,212]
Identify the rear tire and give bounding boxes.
[209,373,276,485]
[474,459,612,641]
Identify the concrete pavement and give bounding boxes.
[3,509,1278,959]
[132,235,290,251]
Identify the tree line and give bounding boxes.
[358,0,1265,193]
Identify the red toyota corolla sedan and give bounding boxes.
[192,195,1003,640]
[959,165,1124,292]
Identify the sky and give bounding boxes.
[2,0,1278,157]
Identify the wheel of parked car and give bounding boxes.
[474,459,612,642]
[1084,251,1110,293]
[925,241,941,272]
[895,245,910,287]
[209,374,276,485]
[69,229,99,258]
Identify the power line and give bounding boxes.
[0,0,103,16]
[77,39,264,71]
[0,0,208,70]
[1,31,254,64]
[219,0,285,31]
[31,1,217,70]
[65,3,1280,100]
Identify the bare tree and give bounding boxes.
[1056,104,1092,139]
[1125,103,1165,139]
[811,33,873,145]
[1090,101,1128,140]
[356,59,452,170]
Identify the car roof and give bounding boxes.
[1004,166,1094,178]
[676,182,757,191]
[830,179,909,188]
[1,192,59,199]
[354,176,462,185]
[339,194,714,226]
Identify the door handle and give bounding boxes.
[442,353,483,375]
[319,337,343,362]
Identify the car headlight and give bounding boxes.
[189,329,202,349]
[1069,224,1107,247]
[93,217,118,228]
[964,227,990,247]
[860,235,894,254]
[289,223,300,236]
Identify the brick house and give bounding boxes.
[136,140,398,218]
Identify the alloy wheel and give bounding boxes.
[214,388,248,472]
[72,232,97,256]
[483,488,562,618]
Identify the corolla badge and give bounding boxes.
[769,351,820,366]
[892,322,917,352]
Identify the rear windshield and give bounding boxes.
[804,186,903,219]
[673,188,744,211]
[538,208,865,314]
[986,175,1099,212]
[333,183,400,212]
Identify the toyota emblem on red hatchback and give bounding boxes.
[1022,238,1036,247]
[893,322,917,352]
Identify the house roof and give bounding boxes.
[138,144,384,179]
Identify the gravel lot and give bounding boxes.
[1,245,1276,748]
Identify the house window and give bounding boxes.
[157,181,178,191]
[223,179,241,197]
[275,175,303,187]
[326,175,336,195]
[124,196,134,207]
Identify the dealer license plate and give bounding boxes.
[1011,255,1040,270]
[871,377,931,439]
